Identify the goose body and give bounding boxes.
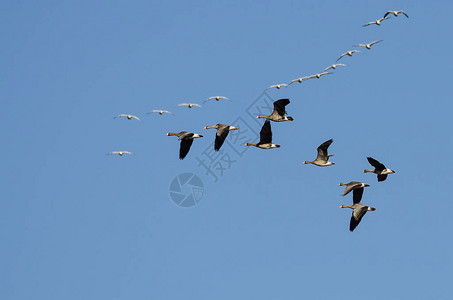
[203,124,238,151]
[166,131,203,159]
[339,203,376,232]
[245,120,280,149]
[303,139,335,166]
[363,157,395,182]
[256,98,294,122]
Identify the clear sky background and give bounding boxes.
[1,0,453,299]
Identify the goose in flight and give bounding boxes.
[384,10,409,18]
[336,50,360,62]
[205,96,230,102]
[288,76,312,85]
[256,98,294,122]
[364,157,395,182]
[339,203,376,232]
[363,16,390,27]
[203,124,238,151]
[322,63,346,72]
[354,40,382,50]
[308,72,332,79]
[303,139,335,166]
[178,103,202,108]
[107,151,133,156]
[147,110,173,115]
[114,114,141,121]
[166,131,203,160]
[339,181,370,204]
[266,83,289,90]
[245,120,280,149]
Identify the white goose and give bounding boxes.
[178,103,202,108]
[266,83,289,90]
[363,16,390,27]
[107,151,133,156]
[336,50,360,62]
[147,110,173,115]
[354,40,382,50]
[322,63,346,72]
[384,10,409,18]
[114,114,141,121]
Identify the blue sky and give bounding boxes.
[1,0,453,299]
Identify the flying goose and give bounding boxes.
[288,76,312,85]
[203,124,238,151]
[178,103,202,108]
[354,40,382,50]
[384,10,409,18]
[339,203,376,232]
[364,157,395,182]
[322,63,346,72]
[303,139,335,166]
[339,181,370,204]
[166,131,203,160]
[147,110,173,115]
[363,16,390,27]
[256,98,294,122]
[266,83,289,90]
[245,120,280,149]
[114,114,141,121]
[107,151,133,156]
[308,72,332,79]
[336,50,360,62]
[205,96,230,102]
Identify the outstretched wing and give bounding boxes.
[352,187,364,204]
[179,139,194,160]
[317,139,333,161]
[273,99,290,116]
[367,157,386,171]
[259,120,272,144]
[214,127,230,151]
[350,206,368,232]
[342,182,360,196]
[377,174,388,182]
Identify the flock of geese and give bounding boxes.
[108,10,408,232]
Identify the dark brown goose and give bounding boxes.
[364,157,395,182]
[339,181,370,203]
[303,139,335,166]
[166,131,203,160]
[256,99,293,122]
[203,124,238,151]
[245,120,280,149]
[339,203,376,232]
